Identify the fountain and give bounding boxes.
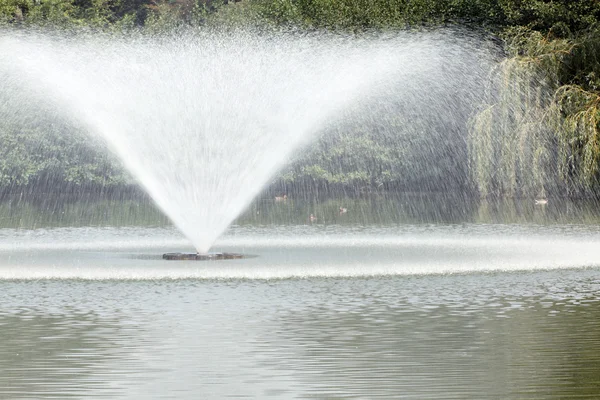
[2,23,600,400]
[0,28,493,257]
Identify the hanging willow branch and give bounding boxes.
[469,26,600,198]
[555,85,600,185]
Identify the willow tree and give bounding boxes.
[469,25,600,198]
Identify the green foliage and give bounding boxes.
[0,114,129,190]
[1,0,598,32]
[0,0,242,29]
[469,50,555,197]
[0,0,29,23]
[556,85,600,189]
[282,132,400,188]
[469,25,600,198]
[252,0,599,31]
[498,0,600,33]
[253,0,498,29]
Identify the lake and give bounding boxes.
[0,194,599,399]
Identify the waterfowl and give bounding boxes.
[339,207,347,214]
[535,198,548,205]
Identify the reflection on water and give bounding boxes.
[0,290,150,399]
[0,273,599,399]
[0,194,168,229]
[2,193,600,229]
[267,276,600,399]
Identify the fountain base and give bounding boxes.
[162,252,245,261]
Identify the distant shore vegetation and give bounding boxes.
[0,0,599,199]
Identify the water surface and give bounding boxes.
[0,195,599,398]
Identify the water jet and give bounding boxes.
[0,28,494,254]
